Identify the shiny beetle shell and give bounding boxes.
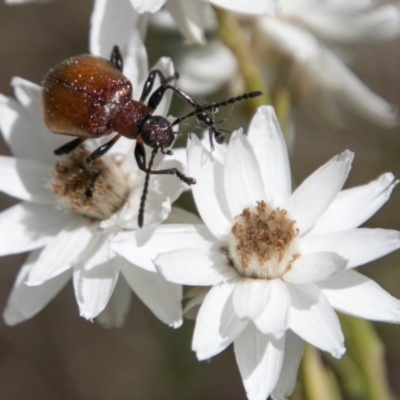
[42,55,132,137]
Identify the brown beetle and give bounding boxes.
[42,45,262,227]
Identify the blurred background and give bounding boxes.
[0,1,400,399]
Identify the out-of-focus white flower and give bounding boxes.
[256,0,400,127]
[117,106,400,400]
[0,36,186,328]
[176,40,237,95]
[278,0,400,43]
[91,0,277,48]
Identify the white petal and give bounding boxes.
[193,281,247,360]
[10,78,68,158]
[234,324,285,400]
[199,131,228,164]
[286,150,354,234]
[187,135,232,240]
[319,270,400,322]
[73,256,120,320]
[27,218,94,284]
[224,130,266,218]
[308,173,398,235]
[232,278,271,320]
[261,19,397,127]
[166,0,206,44]
[120,257,182,327]
[122,31,149,90]
[299,4,400,42]
[177,41,237,95]
[3,250,71,326]
[283,252,347,284]
[271,331,304,400]
[151,158,187,203]
[254,279,290,337]
[112,224,215,271]
[322,50,398,128]
[0,85,62,163]
[300,228,400,268]
[156,248,237,285]
[209,0,277,15]
[247,106,291,207]
[97,275,132,328]
[130,0,166,13]
[287,283,345,358]
[11,77,43,121]
[100,182,171,231]
[0,202,73,256]
[90,0,141,57]
[0,156,55,204]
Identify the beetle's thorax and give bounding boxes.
[112,99,149,139]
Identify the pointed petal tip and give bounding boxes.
[338,149,355,163]
[168,318,183,329]
[79,311,96,321]
[195,349,213,362]
[3,310,22,326]
[332,346,346,359]
[24,279,44,287]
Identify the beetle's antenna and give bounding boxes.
[138,147,158,228]
[171,91,263,127]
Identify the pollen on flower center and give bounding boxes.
[228,201,299,279]
[51,148,130,220]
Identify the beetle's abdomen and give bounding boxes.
[42,54,132,138]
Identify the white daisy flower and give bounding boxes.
[116,105,400,400]
[256,0,400,127]
[0,36,186,328]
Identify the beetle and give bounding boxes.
[42,45,262,227]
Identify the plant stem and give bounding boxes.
[214,6,270,113]
[340,315,396,400]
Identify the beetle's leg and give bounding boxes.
[110,45,123,72]
[146,166,196,185]
[84,134,121,197]
[54,137,86,155]
[134,139,196,227]
[139,69,179,103]
[135,139,154,228]
[147,84,198,113]
[134,138,195,185]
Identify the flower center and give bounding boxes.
[51,148,130,220]
[228,201,299,279]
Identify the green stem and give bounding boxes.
[214,7,270,113]
[301,345,342,400]
[340,315,396,400]
[272,86,292,144]
[324,351,365,398]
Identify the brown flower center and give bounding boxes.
[228,201,299,279]
[51,148,130,220]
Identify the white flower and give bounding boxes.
[118,106,400,400]
[0,36,186,328]
[91,0,277,49]
[256,0,400,127]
